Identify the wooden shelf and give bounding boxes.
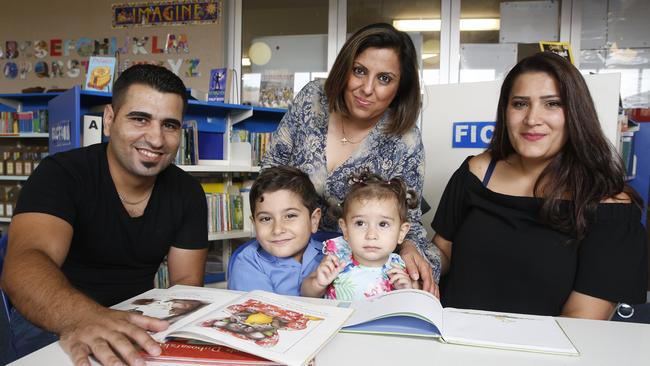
[208,230,252,241]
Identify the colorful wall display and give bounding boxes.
[1,34,202,80]
[112,0,221,28]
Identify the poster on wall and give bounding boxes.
[113,0,222,28]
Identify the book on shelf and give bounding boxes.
[112,285,353,366]
[0,110,48,134]
[341,289,579,356]
[82,115,103,147]
[175,120,200,165]
[231,129,272,166]
[207,68,233,103]
[84,56,117,92]
[259,71,294,108]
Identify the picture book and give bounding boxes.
[113,286,353,366]
[84,56,117,92]
[539,41,574,64]
[207,68,232,103]
[139,338,281,365]
[259,71,294,108]
[341,289,579,356]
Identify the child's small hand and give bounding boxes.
[315,254,342,288]
[388,264,419,290]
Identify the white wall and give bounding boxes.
[421,73,621,239]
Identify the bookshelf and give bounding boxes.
[0,93,57,225]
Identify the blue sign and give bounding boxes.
[452,121,495,148]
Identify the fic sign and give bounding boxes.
[452,121,495,148]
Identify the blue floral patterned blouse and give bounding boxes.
[261,80,440,281]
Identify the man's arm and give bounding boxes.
[167,246,208,286]
[2,213,168,366]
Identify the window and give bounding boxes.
[580,0,650,108]
[459,0,561,83]
[241,0,329,106]
[348,0,442,85]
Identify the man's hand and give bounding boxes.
[400,240,439,298]
[60,308,169,366]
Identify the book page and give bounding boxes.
[112,285,237,328]
[343,289,443,328]
[168,291,352,366]
[442,308,578,355]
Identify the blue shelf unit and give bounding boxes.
[46,87,285,162]
[628,122,650,225]
[0,92,61,135]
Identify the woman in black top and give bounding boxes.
[432,52,648,319]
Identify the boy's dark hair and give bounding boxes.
[250,166,319,214]
[339,170,418,222]
[112,64,188,114]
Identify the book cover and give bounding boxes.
[141,339,281,365]
[85,56,117,92]
[114,286,352,366]
[259,71,294,108]
[341,289,579,356]
[82,115,102,147]
[208,68,231,103]
[539,41,574,64]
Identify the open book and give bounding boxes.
[113,286,352,366]
[340,289,579,356]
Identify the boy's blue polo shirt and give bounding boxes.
[227,238,324,296]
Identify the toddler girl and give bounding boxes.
[301,171,419,300]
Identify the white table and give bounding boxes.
[10,290,650,366]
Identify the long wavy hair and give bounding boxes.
[488,52,640,242]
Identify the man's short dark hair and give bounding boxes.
[250,166,319,215]
[112,64,188,114]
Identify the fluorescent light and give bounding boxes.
[460,18,500,31]
[393,18,500,32]
[393,19,441,32]
[422,53,438,60]
[242,57,251,66]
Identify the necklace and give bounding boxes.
[340,120,365,145]
[118,189,152,205]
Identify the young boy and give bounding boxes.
[227,165,323,295]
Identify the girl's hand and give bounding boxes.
[315,254,342,288]
[388,264,419,290]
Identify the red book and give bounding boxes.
[142,339,281,365]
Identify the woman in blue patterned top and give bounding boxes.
[262,23,440,294]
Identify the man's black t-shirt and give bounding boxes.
[15,143,208,306]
